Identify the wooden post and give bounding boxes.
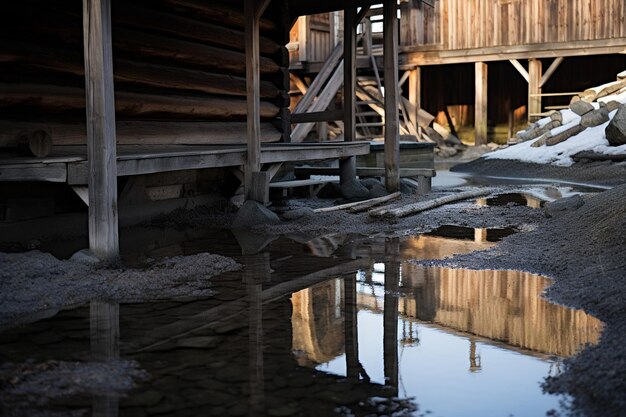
[245,0,271,201]
[528,58,542,122]
[384,0,400,192]
[363,17,372,57]
[83,0,119,261]
[383,238,399,392]
[341,2,357,186]
[474,61,488,146]
[408,67,421,138]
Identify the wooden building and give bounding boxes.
[399,0,626,144]
[0,0,407,260]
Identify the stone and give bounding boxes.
[605,104,626,146]
[544,195,585,218]
[436,145,458,158]
[580,108,610,128]
[400,178,419,194]
[340,178,369,200]
[69,249,102,265]
[569,100,594,116]
[232,200,281,229]
[316,182,342,199]
[549,110,563,123]
[360,178,382,189]
[368,183,389,199]
[605,100,621,112]
[281,207,315,220]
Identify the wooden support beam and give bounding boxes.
[83,0,119,260]
[355,5,371,27]
[293,44,343,114]
[341,2,357,186]
[383,238,400,393]
[540,57,564,88]
[244,0,270,200]
[383,0,400,192]
[528,59,542,122]
[475,62,488,146]
[509,59,529,83]
[291,109,344,124]
[408,67,421,138]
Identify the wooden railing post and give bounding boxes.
[384,0,400,192]
[83,0,119,261]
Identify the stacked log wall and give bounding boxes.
[0,0,291,147]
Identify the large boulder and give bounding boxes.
[580,108,610,128]
[605,104,626,146]
[340,178,369,201]
[232,200,281,229]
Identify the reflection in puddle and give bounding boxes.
[425,225,516,243]
[0,232,603,417]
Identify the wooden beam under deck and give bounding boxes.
[400,38,626,67]
[0,143,370,185]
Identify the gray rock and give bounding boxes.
[282,207,315,220]
[360,178,383,189]
[544,195,585,218]
[580,107,610,128]
[569,100,594,116]
[368,183,389,199]
[605,104,626,146]
[605,100,621,112]
[232,200,281,229]
[400,178,419,194]
[316,182,342,199]
[437,145,458,158]
[340,178,369,200]
[69,249,102,265]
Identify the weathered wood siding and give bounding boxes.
[0,0,291,147]
[401,0,626,50]
[289,13,336,69]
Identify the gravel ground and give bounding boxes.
[0,252,241,332]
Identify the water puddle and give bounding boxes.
[0,230,603,417]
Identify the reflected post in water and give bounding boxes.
[90,300,120,417]
[384,238,400,392]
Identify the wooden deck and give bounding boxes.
[0,142,370,185]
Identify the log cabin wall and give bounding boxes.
[400,0,626,53]
[0,0,291,148]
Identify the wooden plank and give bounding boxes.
[290,61,345,141]
[293,44,343,114]
[383,0,400,192]
[269,178,329,188]
[83,0,118,260]
[475,62,488,145]
[528,58,542,121]
[408,68,421,137]
[0,163,67,182]
[400,37,626,66]
[509,59,529,83]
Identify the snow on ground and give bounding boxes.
[483,79,626,167]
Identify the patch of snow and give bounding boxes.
[485,109,626,167]
[560,109,580,125]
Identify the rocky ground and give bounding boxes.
[1,156,625,416]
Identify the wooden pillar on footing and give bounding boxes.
[383,238,399,393]
[409,67,421,138]
[341,2,357,186]
[344,274,359,379]
[528,58,542,122]
[474,61,488,146]
[384,0,400,192]
[83,0,118,261]
[245,0,271,202]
